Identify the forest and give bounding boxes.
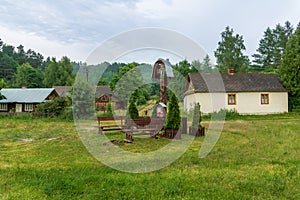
[0,21,300,110]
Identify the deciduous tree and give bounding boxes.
[15,63,43,88]
[44,56,74,87]
[110,63,150,106]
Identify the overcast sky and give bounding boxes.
[0,0,299,64]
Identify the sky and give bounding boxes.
[0,0,299,64]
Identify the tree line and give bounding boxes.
[1,20,300,110]
[0,40,79,88]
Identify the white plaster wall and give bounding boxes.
[184,92,288,114]
[184,93,226,114]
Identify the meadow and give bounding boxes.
[0,114,300,199]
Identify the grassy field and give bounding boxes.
[0,114,300,199]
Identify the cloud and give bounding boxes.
[0,26,92,61]
[135,0,215,21]
[0,0,299,62]
[0,0,140,43]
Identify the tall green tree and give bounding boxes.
[44,56,74,87]
[44,58,59,87]
[126,99,139,120]
[214,26,249,73]
[15,63,44,88]
[279,26,300,111]
[0,79,6,100]
[72,75,94,119]
[26,49,44,69]
[57,56,74,86]
[173,59,198,78]
[201,54,213,73]
[110,63,137,90]
[0,54,18,82]
[191,55,214,73]
[98,62,125,86]
[168,70,186,102]
[110,63,150,106]
[253,21,294,71]
[1,44,15,57]
[15,45,27,65]
[165,93,181,130]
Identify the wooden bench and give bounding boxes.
[96,116,126,134]
[122,127,158,141]
[122,117,165,141]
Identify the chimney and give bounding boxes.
[227,68,234,75]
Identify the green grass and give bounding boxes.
[0,115,300,199]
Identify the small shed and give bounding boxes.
[155,102,167,117]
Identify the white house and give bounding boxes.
[184,72,288,115]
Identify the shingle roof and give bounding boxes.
[52,86,72,97]
[95,86,111,97]
[187,73,287,93]
[95,86,121,102]
[0,88,57,103]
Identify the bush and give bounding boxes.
[106,103,114,116]
[204,109,240,121]
[191,103,202,128]
[35,97,69,117]
[165,93,181,130]
[126,100,139,120]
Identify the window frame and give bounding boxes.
[0,103,8,111]
[24,103,34,112]
[261,94,269,105]
[228,94,236,105]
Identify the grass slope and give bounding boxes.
[0,115,300,199]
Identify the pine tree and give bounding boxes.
[279,27,300,111]
[214,26,249,73]
[126,99,139,120]
[165,93,181,130]
[72,75,94,119]
[253,21,294,71]
[201,55,213,73]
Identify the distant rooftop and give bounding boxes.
[0,88,57,103]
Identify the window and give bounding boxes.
[228,94,236,105]
[261,94,269,104]
[100,95,110,102]
[0,103,8,111]
[24,104,33,112]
